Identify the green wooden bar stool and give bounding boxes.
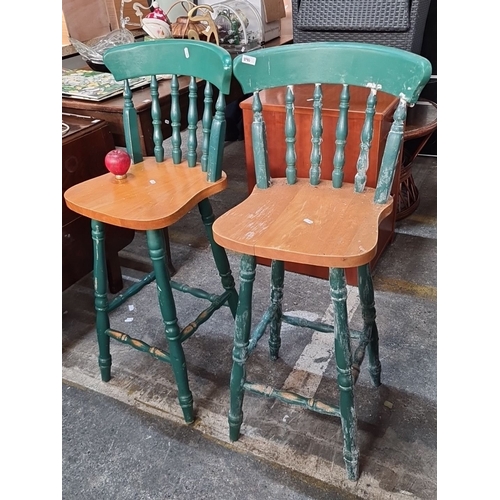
[213,42,431,480]
[64,39,238,424]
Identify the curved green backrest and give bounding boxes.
[104,39,233,94]
[233,42,431,104]
[103,40,233,180]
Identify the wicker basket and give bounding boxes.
[291,0,431,54]
[167,1,219,44]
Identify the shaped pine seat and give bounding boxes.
[65,157,228,230]
[213,179,393,268]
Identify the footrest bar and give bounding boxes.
[108,270,156,312]
[243,382,340,417]
[107,328,171,363]
[282,314,362,339]
[248,304,277,354]
[171,280,220,303]
[349,329,362,339]
[282,313,335,333]
[181,290,234,342]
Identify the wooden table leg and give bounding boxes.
[397,132,434,220]
[106,252,124,294]
[397,100,437,220]
[163,227,176,276]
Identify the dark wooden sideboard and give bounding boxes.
[62,113,135,292]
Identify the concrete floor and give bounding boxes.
[62,139,437,500]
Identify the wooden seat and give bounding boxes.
[65,157,228,230]
[214,179,393,268]
[212,42,432,480]
[64,39,238,424]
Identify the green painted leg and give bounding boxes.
[358,264,381,387]
[330,267,359,481]
[198,199,238,318]
[229,254,256,442]
[91,220,112,382]
[269,260,284,360]
[147,229,194,424]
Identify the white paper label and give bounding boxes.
[241,55,256,66]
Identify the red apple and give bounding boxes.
[105,149,131,179]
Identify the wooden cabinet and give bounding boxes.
[62,113,134,291]
[240,84,399,284]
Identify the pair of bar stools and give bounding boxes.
[64,39,431,481]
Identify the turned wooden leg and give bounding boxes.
[198,199,238,317]
[91,219,112,382]
[330,267,359,481]
[106,251,124,294]
[229,254,256,441]
[269,260,284,360]
[162,227,177,277]
[357,264,381,387]
[147,229,194,424]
